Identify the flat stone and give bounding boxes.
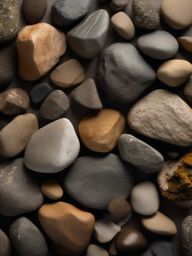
[182,215,192,256]
[22,0,47,24]
[41,179,63,200]
[10,217,48,256]
[184,76,192,105]
[79,109,125,152]
[24,118,80,173]
[17,23,66,81]
[118,134,164,173]
[0,158,43,216]
[67,9,110,59]
[0,229,11,256]
[137,31,179,59]
[142,241,175,256]
[64,154,133,209]
[110,0,129,11]
[178,36,192,53]
[128,89,192,146]
[86,244,109,256]
[30,83,52,104]
[98,43,155,104]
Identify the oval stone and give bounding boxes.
[22,0,47,24]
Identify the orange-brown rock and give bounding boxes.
[38,202,95,256]
[78,109,125,152]
[41,179,63,200]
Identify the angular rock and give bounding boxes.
[86,244,109,256]
[178,36,192,53]
[184,76,192,105]
[30,83,52,104]
[110,0,129,11]
[142,241,175,256]
[41,179,63,200]
[22,0,47,24]
[0,229,11,256]
[182,215,192,256]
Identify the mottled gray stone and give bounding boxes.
[142,241,175,256]
[181,215,192,256]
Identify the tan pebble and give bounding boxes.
[178,36,192,53]
[41,179,63,200]
[78,109,125,153]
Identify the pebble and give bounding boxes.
[24,118,80,173]
[79,109,125,152]
[181,215,192,256]
[128,89,192,146]
[98,43,155,104]
[137,31,179,59]
[184,76,192,105]
[38,202,95,255]
[50,59,85,88]
[110,0,129,12]
[30,83,52,104]
[131,181,159,215]
[22,0,47,24]
[52,0,91,28]
[0,229,11,256]
[141,211,177,236]
[118,134,164,173]
[41,179,63,200]
[0,50,16,87]
[64,154,133,209]
[67,9,110,59]
[161,0,192,30]
[132,0,160,30]
[0,158,43,216]
[111,12,135,40]
[0,113,38,158]
[71,78,103,110]
[17,23,66,81]
[86,244,109,256]
[142,241,175,256]
[157,59,192,87]
[10,217,48,256]
[178,36,192,53]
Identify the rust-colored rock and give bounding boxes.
[41,179,63,200]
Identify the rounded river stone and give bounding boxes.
[22,0,47,24]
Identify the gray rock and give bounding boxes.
[86,244,109,256]
[128,89,192,146]
[0,158,43,216]
[181,215,192,256]
[98,43,155,104]
[10,217,48,256]
[22,0,47,24]
[142,241,175,256]
[118,134,164,173]
[67,9,110,59]
[0,229,11,256]
[30,82,52,104]
[110,0,129,11]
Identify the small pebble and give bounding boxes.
[30,83,52,104]
[41,179,63,200]
[181,215,192,256]
[22,0,47,24]
[86,244,109,256]
[110,0,129,12]
[178,36,192,53]
[142,241,175,256]
[184,76,192,105]
[0,229,11,256]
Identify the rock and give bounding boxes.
[71,78,103,110]
[157,59,192,87]
[0,158,43,216]
[178,36,192,53]
[0,113,38,158]
[24,118,80,173]
[109,241,118,256]
[10,217,48,256]
[184,76,192,105]
[0,229,11,256]
[131,181,159,215]
[132,0,160,30]
[115,228,148,254]
[128,89,192,146]
[141,211,177,236]
[98,43,155,104]
[79,109,125,152]
[41,179,63,200]
[38,202,95,255]
[52,0,91,28]
[142,241,175,256]
[50,59,85,88]
[86,244,109,256]
[22,0,47,24]
[182,215,192,256]
[64,154,133,209]
[137,31,179,60]
[161,0,192,30]
[30,83,52,104]
[0,0,20,43]
[17,23,66,81]
[111,12,135,40]
[118,134,164,173]
[67,9,110,59]
[110,0,129,11]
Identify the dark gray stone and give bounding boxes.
[0,229,11,256]
[110,0,129,11]
[142,241,175,256]
[181,215,192,256]
[30,83,52,104]
[22,0,47,24]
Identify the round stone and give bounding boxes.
[0,229,11,256]
[181,215,192,256]
[86,244,109,256]
[110,0,129,12]
[41,179,63,200]
[178,37,192,53]
[22,0,47,24]
[30,83,52,104]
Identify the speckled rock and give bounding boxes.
[0,229,11,256]
[86,244,109,256]
[30,83,52,104]
[182,215,192,256]
[22,0,47,24]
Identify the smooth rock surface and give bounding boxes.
[22,0,47,24]
[86,244,109,256]
[181,215,192,256]
[41,179,63,200]
[178,36,192,53]
[30,83,52,104]
[110,0,129,11]
[184,76,192,105]
[0,229,11,256]
[142,241,175,256]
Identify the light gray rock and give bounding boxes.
[181,215,192,256]
[86,244,109,256]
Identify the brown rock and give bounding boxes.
[17,23,66,81]
[78,109,125,152]
[178,36,192,53]
[41,179,63,200]
[22,0,47,24]
[184,76,192,105]
[0,229,11,256]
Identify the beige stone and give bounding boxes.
[178,36,192,53]
[41,179,63,200]
[17,23,66,81]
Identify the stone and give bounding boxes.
[0,229,11,256]
[86,244,109,256]
[24,118,80,173]
[22,0,47,24]
[161,0,192,30]
[17,23,66,81]
[0,0,20,43]
[67,9,110,59]
[0,158,43,216]
[132,0,160,30]
[71,78,103,110]
[178,36,192,53]
[10,217,48,256]
[141,211,177,236]
[94,219,121,243]
[30,83,52,104]
[184,76,192,105]
[0,113,38,158]
[182,215,192,256]
[118,134,164,173]
[128,89,192,146]
[111,12,135,40]
[110,0,129,12]
[98,43,155,104]
[142,241,175,256]
[137,31,179,60]
[50,59,85,88]
[38,202,95,255]
[52,0,91,28]
[131,181,159,215]
[41,179,63,200]
[64,154,133,209]
[79,109,125,152]
[157,59,192,87]
[40,90,70,120]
